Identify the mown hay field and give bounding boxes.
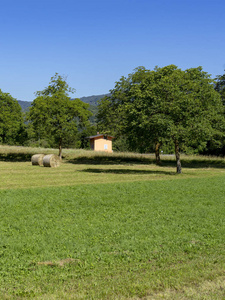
[0,145,225,299]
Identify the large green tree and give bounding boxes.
[97,65,225,173]
[0,89,24,145]
[28,73,92,158]
[147,65,224,173]
[97,67,154,153]
[97,67,174,158]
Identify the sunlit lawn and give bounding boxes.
[0,146,225,299]
[0,156,225,190]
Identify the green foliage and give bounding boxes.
[0,90,25,145]
[88,104,98,124]
[27,73,92,156]
[97,65,225,172]
[97,69,149,152]
[215,69,225,104]
[78,124,97,149]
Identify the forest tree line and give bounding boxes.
[1,66,225,162]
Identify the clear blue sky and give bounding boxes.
[1,0,225,101]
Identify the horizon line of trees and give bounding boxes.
[0,66,225,171]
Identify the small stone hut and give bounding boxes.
[87,134,114,153]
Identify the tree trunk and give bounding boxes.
[58,138,62,159]
[175,140,182,173]
[155,142,161,165]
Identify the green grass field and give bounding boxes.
[0,146,225,299]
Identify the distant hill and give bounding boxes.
[17,94,108,111]
[17,100,32,111]
[78,94,109,106]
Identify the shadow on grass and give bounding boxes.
[164,159,225,169]
[68,155,225,169]
[68,156,156,165]
[1,152,224,169]
[0,153,32,162]
[81,168,175,175]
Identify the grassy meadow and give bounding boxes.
[0,145,225,299]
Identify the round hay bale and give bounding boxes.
[31,154,45,166]
[43,154,60,168]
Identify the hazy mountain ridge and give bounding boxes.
[17,94,108,111]
[17,100,32,111]
[77,94,110,106]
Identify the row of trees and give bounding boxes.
[0,74,96,157]
[97,65,225,173]
[1,67,225,172]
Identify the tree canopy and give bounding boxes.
[28,73,92,157]
[97,65,225,173]
[0,89,24,145]
[215,70,225,104]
